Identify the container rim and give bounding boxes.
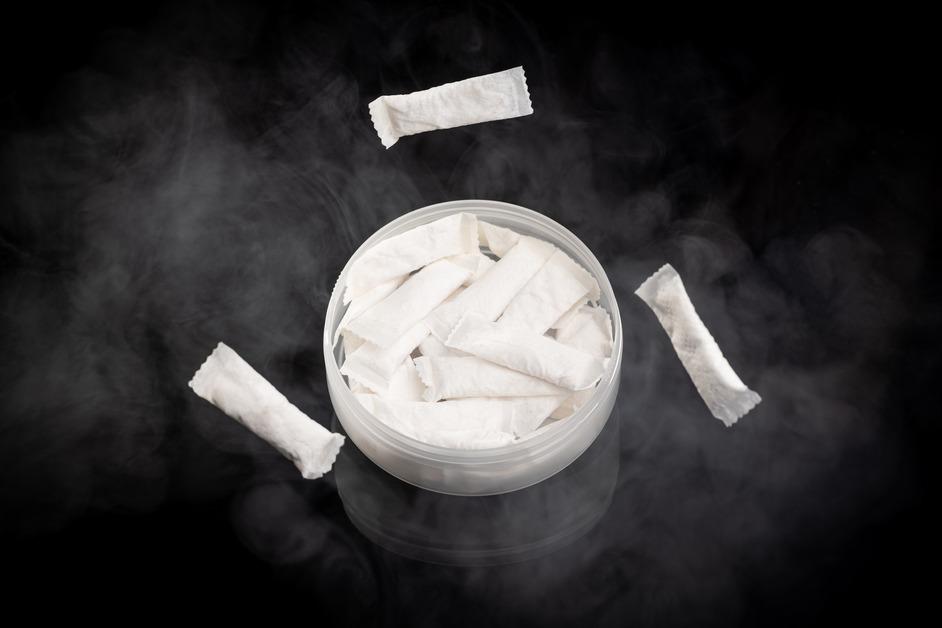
[322,199,623,464]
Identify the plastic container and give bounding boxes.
[323,199,623,496]
[332,404,621,564]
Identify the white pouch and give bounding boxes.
[550,298,588,330]
[344,212,478,303]
[356,394,561,439]
[417,333,468,358]
[383,357,427,401]
[478,220,521,257]
[499,249,600,334]
[345,258,471,348]
[550,305,614,420]
[635,263,761,426]
[448,251,496,285]
[445,313,606,391]
[355,395,516,449]
[414,355,568,402]
[340,321,430,394]
[554,304,614,358]
[348,376,373,394]
[425,236,555,340]
[368,66,533,148]
[549,388,596,421]
[407,429,516,450]
[189,342,344,479]
[341,330,365,359]
[333,275,406,346]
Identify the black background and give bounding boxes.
[1,1,938,624]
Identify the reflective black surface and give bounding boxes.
[333,408,620,565]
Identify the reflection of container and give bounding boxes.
[323,200,623,496]
[333,404,620,565]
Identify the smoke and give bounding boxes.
[0,1,934,626]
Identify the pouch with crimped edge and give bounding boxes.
[382,357,427,402]
[414,355,567,402]
[344,212,478,304]
[478,220,521,257]
[445,313,606,391]
[355,395,517,450]
[500,248,600,334]
[334,276,406,346]
[355,394,562,440]
[368,66,532,149]
[550,305,614,420]
[189,342,344,479]
[341,330,365,359]
[345,258,471,348]
[416,333,468,359]
[341,321,430,394]
[635,263,761,426]
[425,236,555,341]
[448,251,496,286]
[554,304,613,359]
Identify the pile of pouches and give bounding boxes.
[337,213,613,449]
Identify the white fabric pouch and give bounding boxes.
[448,251,496,285]
[477,220,521,257]
[417,333,468,358]
[345,258,471,348]
[635,263,761,426]
[356,395,516,449]
[445,313,606,391]
[189,342,344,479]
[414,355,567,402]
[499,249,600,334]
[550,305,614,420]
[425,236,555,340]
[356,394,561,440]
[334,276,405,346]
[340,321,430,394]
[344,212,478,303]
[347,375,373,394]
[407,429,515,449]
[341,330,365,359]
[554,304,614,358]
[550,299,587,330]
[368,66,533,148]
[383,357,427,401]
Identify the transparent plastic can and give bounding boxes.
[323,199,623,496]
